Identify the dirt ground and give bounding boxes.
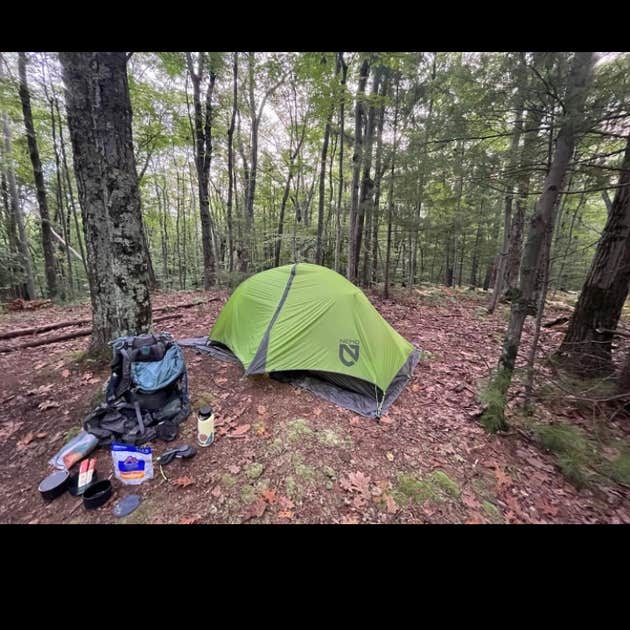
[0,287,628,524]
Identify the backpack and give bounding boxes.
[84,332,191,446]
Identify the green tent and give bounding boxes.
[201,263,420,417]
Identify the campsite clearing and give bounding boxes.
[0,287,628,524]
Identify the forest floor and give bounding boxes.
[0,286,629,525]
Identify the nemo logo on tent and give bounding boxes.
[339,339,360,367]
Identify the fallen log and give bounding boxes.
[542,316,570,328]
[0,298,217,341]
[0,299,218,353]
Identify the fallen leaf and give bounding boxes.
[17,431,35,448]
[339,515,360,524]
[277,510,294,520]
[380,416,394,425]
[0,420,23,442]
[462,494,482,510]
[243,499,267,521]
[262,489,278,504]
[38,400,60,411]
[313,407,322,417]
[494,468,512,490]
[88,377,100,384]
[278,496,294,510]
[229,424,251,438]
[178,515,201,524]
[36,432,47,440]
[228,464,241,474]
[386,452,395,461]
[385,494,398,514]
[61,369,70,378]
[172,476,194,488]
[340,471,371,497]
[256,405,267,416]
[211,485,222,498]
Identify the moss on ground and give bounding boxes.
[245,463,264,480]
[392,469,461,506]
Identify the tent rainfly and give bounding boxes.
[194,263,421,417]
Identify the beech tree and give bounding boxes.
[59,51,151,349]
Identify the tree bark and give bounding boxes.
[59,52,152,350]
[18,52,58,299]
[226,53,237,273]
[488,55,527,313]
[558,135,630,374]
[334,52,348,274]
[316,57,337,265]
[353,63,382,283]
[186,52,217,289]
[384,74,400,299]
[347,57,370,282]
[53,96,88,280]
[479,51,595,431]
[1,58,35,299]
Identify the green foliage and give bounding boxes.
[600,446,630,485]
[477,370,511,432]
[532,423,596,488]
[392,469,461,505]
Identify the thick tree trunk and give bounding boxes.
[479,51,595,432]
[558,135,630,374]
[18,52,58,299]
[59,52,151,350]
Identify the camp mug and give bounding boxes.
[197,405,215,447]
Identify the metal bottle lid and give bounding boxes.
[199,405,213,417]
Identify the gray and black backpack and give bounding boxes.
[84,332,191,446]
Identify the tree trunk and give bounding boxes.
[53,96,88,281]
[186,52,217,289]
[316,73,335,265]
[353,65,382,284]
[334,52,348,274]
[59,52,152,350]
[479,51,595,432]
[1,59,35,299]
[488,55,527,313]
[384,74,400,299]
[347,57,370,282]
[226,52,237,273]
[49,96,73,299]
[18,52,58,299]
[364,69,389,286]
[558,135,630,375]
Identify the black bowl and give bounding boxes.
[68,470,99,497]
[83,479,112,510]
[38,470,70,502]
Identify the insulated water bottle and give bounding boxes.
[197,405,215,447]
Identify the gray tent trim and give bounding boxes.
[178,337,421,419]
